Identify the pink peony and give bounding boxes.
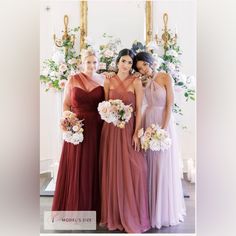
[59,79,67,89]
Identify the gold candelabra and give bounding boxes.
[154,13,177,52]
[53,15,75,56]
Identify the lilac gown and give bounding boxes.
[142,77,186,229]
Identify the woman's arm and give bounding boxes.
[132,78,144,151]
[60,77,72,130]
[103,77,110,101]
[62,76,72,111]
[161,73,174,129]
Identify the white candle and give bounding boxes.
[187,159,194,180]
[190,168,196,183]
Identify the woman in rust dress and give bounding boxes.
[99,49,150,233]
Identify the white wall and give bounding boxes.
[88,0,145,48]
[40,0,80,173]
[153,0,196,171]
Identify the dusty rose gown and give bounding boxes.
[99,75,150,233]
[142,76,186,229]
[52,72,104,221]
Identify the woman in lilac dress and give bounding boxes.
[99,49,150,233]
[133,51,186,229]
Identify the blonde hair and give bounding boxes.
[81,47,98,62]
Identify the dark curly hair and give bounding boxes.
[133,51,154,71]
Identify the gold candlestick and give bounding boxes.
[53,15,75,56]
[155,13,177,52]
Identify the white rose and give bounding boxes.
[42,68,50,76]
[98,101,111,113]
[63,131,73,142]
[160,138,171,151]
[52,50,65,64]
[107,114,118,123]
[49,71,57,77]
[149,139,161,151]
[59,64,68,73]
[72,125,79,132]
[68,58,77,65]
[71,132,84,144]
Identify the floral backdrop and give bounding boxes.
[40,29,195,126]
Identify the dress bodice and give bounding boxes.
[144,79,167,108]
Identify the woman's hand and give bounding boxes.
[102,71,116,79]
[132,133,141,152]
[162,125,167,130]
[59,118,67,131]
[133,72,143,78]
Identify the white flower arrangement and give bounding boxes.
[40,30,195,126]
[60,111,84,145]
[98,99,133,128]
[40,27,80,91]
[138,124,171,152]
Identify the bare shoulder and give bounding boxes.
[155,71,171,85]
[104,77,111,86]
[67,74,73,81]
[65,75,74,87]
[132,75,142,86]
[155,71,168,79]
[106,74,118,83]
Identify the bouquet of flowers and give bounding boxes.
[60,111,84,145]
[97,99,133,128]
[138,124,171,151]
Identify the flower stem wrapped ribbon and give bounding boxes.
[60,111,84,145]
[97,99,133,128]
[138,124,171,151]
